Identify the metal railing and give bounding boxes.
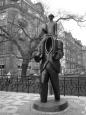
[0,75,40,93]
[59,76,86,96]
[0,75,86,96]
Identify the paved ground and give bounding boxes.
[0,91,86,115]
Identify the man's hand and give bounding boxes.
[53,50,64,60]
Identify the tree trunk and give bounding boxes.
[21,58,29,78]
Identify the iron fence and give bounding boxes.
[0,75,40,93]
[0,75,86,96]
[59,76,86,96]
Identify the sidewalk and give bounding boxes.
[0,91,86,115]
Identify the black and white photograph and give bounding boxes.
[0,0,86,115]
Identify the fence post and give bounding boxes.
[28,76,29,93]
[16,76,18,92]
[78,77,79,97]
[64,77,65,96]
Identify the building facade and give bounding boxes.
[82,46,86,72]
[0,0,85,76]
[61,31,84,75]
[0,0,46,76]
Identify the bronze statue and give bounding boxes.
[34,35,64,103]
[34,14,64,103]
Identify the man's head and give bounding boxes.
[48,14,54,21]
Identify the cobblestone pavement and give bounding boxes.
[0,91,86,115]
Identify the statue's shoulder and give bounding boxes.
[55,39,63,49]
[56,38,63,44]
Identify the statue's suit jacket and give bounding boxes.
[34,37,64,74]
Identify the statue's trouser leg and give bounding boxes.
[40,69,49,102]
[48,80,53,95]
[48,68,60,100]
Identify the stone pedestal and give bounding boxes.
[33,97,68,112]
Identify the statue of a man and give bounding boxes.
[39,14,57,38]
[34,14,64,103]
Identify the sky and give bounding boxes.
[31,0,86,46]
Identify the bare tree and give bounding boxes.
[0,3,43,78]
[0,1,86,78]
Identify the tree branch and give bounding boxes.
[0,26,11,38]
[21,27,32,40]
[0,26,25,57]
[0,38,10,44]
[8,21,32,40]
[0,33,9,39]
[11,53,23,59]
[56,15,86,23]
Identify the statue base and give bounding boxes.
[33,97,68,112]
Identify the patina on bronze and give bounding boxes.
[33,35,69,112]
[33,14,68,112]
[34,34,64,103]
